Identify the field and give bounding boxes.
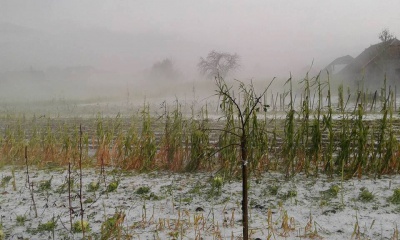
[1,76,400,239]
[1,167,400,239]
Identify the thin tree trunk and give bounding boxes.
[241,135,248,240]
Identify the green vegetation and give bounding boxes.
[16,215,26,226]
[321,184,340,199]
[268,185,279,196]
[212,176,223,191]
[0,176,12,188]
[37,219,57,232]
[358,188,375,202]
[135,186,151,195]
[87,181,100,192]
[0,74,399,179]
[72,220,90,233]
[38,176,53,191]
[283,189,298,200]
[389,188,400,204]
[106,180,119,193]
[100,211,125,240]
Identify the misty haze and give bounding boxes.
[0,1,399,105]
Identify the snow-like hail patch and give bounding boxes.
[0,166,399,239]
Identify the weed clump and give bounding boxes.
[84,197,94,204]
[268,185,279,196]
[106,180,119,192]
[135,186,150,195]
[39,176,53,191]
[101,211,125,239]
[207,176,224,198]
[16,215,26,226]
[0,224,4,240]
[188,181,203,195]
[358,188,374,202]
[1,176,12,188]
[37,219,57,232]
[72,220,90,233]
[55,179,74,194]
[87,181,100,192]
[284,190,297,200]
[321,184,340,199]
[145,192,160,200]
[212,176,223,191]
[389,188,400,204]
[328,185,340,197]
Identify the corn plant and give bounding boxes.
[186,106,210,172]
[298,74,312,175]
[217,89,239,177]
[310,73,323,176]
[322,74,334,175]
[138,103,156,172]
[380,88,397,174]
[335,84,352,175]
[159,100,186,171]
[283,76,296,177]
[247,108,269,175]
[352,92,369,178]
[121,118,140,169]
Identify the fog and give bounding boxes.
[0,0,399,102]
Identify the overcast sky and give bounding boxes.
[1,0,399,79]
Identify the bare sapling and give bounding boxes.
[215,75,274,240]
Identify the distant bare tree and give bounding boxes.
[149,58,180,81]
[198,50,240,79]
[379,28,395,43]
